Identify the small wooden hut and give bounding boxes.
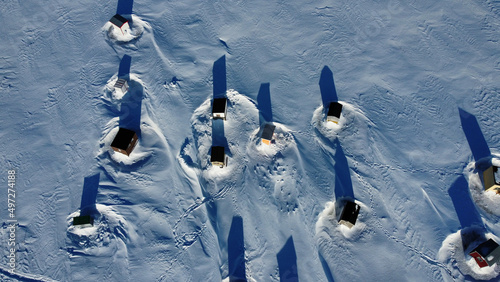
[111,128,138,156]
[212,98,227,120]
[338,201,360,228]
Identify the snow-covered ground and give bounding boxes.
[1,0,500,281]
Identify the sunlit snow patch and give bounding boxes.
[438,227,500,280]
[102,15,149,43]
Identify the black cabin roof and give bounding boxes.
[211,146,225,162]
[212,98,227,113]
[262,124,276,140]
[110,14,128,27]
[111,128,136,150]
[339,201,360,225]
[472,239,500,257]
[73,215,93,226]
[328,102,343,118]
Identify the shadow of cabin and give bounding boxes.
[79,173,100,217]
[459,108,491,162]
[277,236,299,282]
[257,83,273,126]
[228,216,246,281]
[333,139,354,201]
[119,79,143,137]
[448,175,486,251]
[213,55,227,99]
[116,0,134,15]
[118,54,132,81]
[319,66,338,115]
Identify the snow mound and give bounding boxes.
[99,120,152,166]
[465,156,500,216]
[98,74,170,170]
[246,123,301,212]
[67,204,137,257]
[438,227,500,280]
[102,15,149,43]
[247,123,295,157]
[315,200,368,241]
[312,101,373,141]
[190,90,258,180]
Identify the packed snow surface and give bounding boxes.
[1,0,500,281]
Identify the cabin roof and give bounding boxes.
[110,14,128,27]
[211,146,225,162]
[339,201,360,225]
[114,78,128,88]
[472,239,500,258]
[111,128,136,150]
[261,124,276,141]
[212,98,227,114]
[73,215,93,226]
[328,102,343,118]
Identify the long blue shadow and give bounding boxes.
[459,108,490,161]
[318,252,335,282]
[319,66,338,113]
[334,139,354,200]
[212,119,229,152]
[116,0,134,15]
[228,216,246,282]
[119,80,143,137]
[257,83,273,127]
[213,55,227,98]
[80,173,100,216]
[277,236,298,282]
[448,175,483,230]
[118,55,132,80]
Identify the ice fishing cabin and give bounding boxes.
[212,98,227,120]
[109,14,130,35]
[114,78,129,94]
[338,201,360,228]
[327,102,343,124]
[261,124,276,145]
[73,215,94,228]
[111,128,138,156]
[469,238,500,268]
[483,166,500,195]
[211,146,226,168]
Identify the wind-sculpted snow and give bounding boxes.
[67,204,136,281]
[2,0,500,280]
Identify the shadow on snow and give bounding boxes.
[228,216,246,281]
[79,173,100,216]
[319,66,338,114]
[277,236,298,282]
[213,55,227,99]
